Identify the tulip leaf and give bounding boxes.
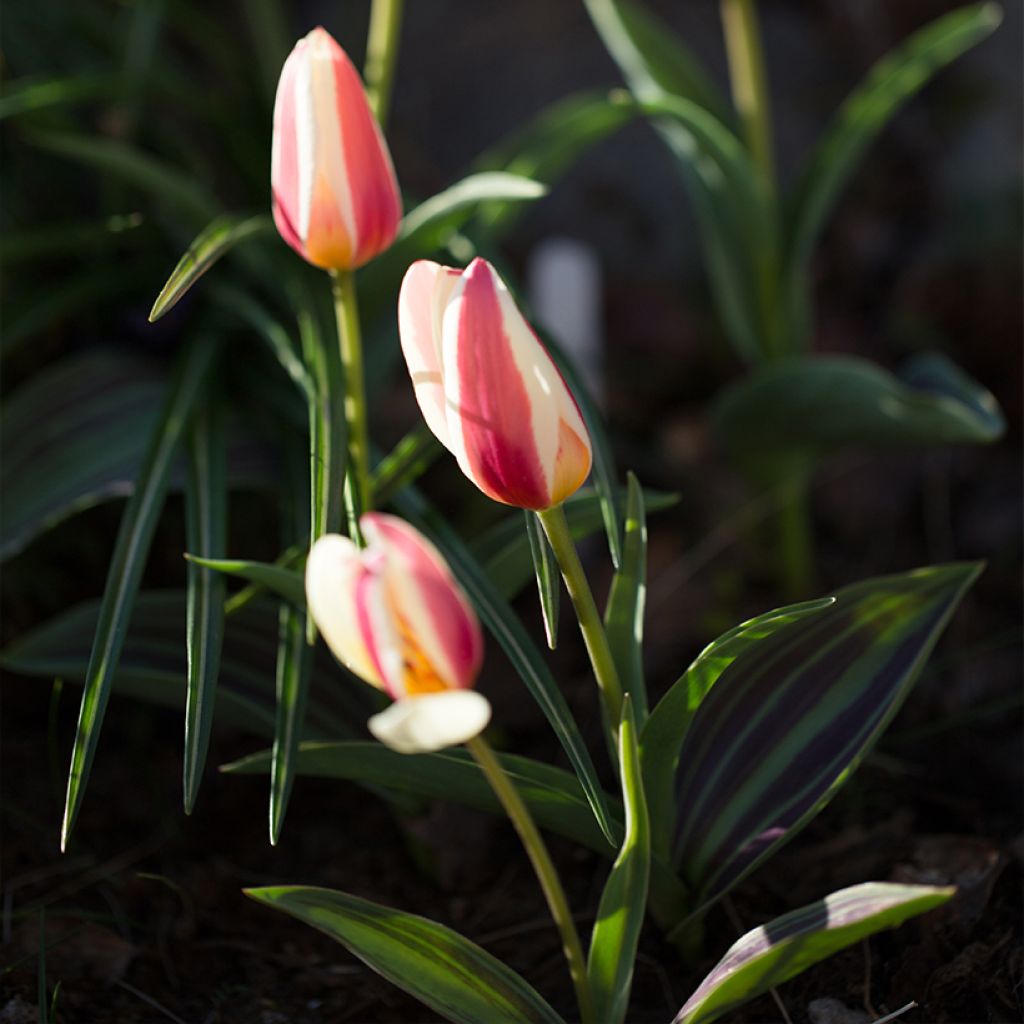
[184,556,306,608]
[396,172,548,250]
[0,213,145,265]
[393,485,618,847]
[0,73,119,121]
[0,348,272,561]
[182,397,228,815]
[223,740,621,855]
[641,598,835,860]
[675,883,955,1024]
[899,350,1007,438]
[28,132,216,225]
[603,473,649,724]
[540,329,624,569]
[526,512,560,649]
[149,213,274,322]
[784,3,1002,347]
[673,563,981,917]
[588,698,650,1024]
[245,886,567,1024]
[713,355,1005,481]
[60,336,220,850]
[371,426,444,506]
[0,592,358,741]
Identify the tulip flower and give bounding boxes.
[305,513,488,753]
[271,27,402,271]
[398,257,593,510]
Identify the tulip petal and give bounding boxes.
[368,691,492,753]
[398,261,460,452]
[271,39,306,259]
[305,534,383,689]
[363,513,483,695]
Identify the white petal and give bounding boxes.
[367,691,491,754]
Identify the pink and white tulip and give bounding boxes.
[305,513,488,753]
[398,257,593,510]
[271,27,402,271]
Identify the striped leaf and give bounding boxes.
[526,512,560,649]
[393,486,618,847]
[149,213,273,322]
[673,563,981,914]
[675,883,954,1024]
[642,598,834,860]
[182,397,228,814]
[245,886,567,1024]
[603,473,649,723]
[224,740,622,856]
[60,336,218,851]
[587,698,650,1024]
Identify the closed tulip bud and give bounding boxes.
[271,27,402,271]
[305,513,489,753]
[398,257,593,510]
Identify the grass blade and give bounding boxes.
[61,334,219,850]
[526,512,560,650]
[185,555,306,608]
[182,395,228,814]
[371,426,443,506]
[603,472,648,724]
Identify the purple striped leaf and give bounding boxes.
[675,882,954,1024]
[674,563,980,914]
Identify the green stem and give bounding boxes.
[720,0,775,195]
[777,470,813,598]
[466,735,595,1024]
[363,0,404,128]
[537,504,624,731]
[330,269,370,536]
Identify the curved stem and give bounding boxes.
[466,735,596,1024]
[330,270,370,538]
[364,0,404,128]
[537,505,624,732]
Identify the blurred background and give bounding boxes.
[2,1,1021,1021]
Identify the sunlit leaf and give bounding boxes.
[675,884,955,1024]
[245,886,567,1024]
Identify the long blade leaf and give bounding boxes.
[526,512,560,649]
[61,335,219,849]
[245,886,567,1024]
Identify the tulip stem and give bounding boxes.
[537,504,624,734]
[466,735,596,1024]
[331,269,371,534]
[364,0,404,128]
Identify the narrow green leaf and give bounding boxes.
[588,698,650,1024]
[393,486,618,847]
[713,354,1005,482]
[28,132,216,225]
[371,426,444,506]
[785,3,1002,346]
[0,213,144,265]
[149,213,274,322]
[526,512,560,649]
[61,336,219,850]
[641,598,834,860]
[182,397,228,814]
[245,886,567,1024]
[539,328,624,569]
[0,74,119,120]
[603,473,648,723]
[270,603,313,845]
[185,555,306,607]
[673,563,982,914]
[2,592,357,741]
[675,883,955,1024]
[224,740,622,855]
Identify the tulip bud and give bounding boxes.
[398,257,593,510]
[271,27,402,271]
[305,513,489,753]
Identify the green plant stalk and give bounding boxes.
[465,735,596,1024]
[331,269,370,536]
[537,504,624,732]
[364,0,404,127]
[777,469,814,598]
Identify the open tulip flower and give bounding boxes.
[399,257,593,510]
[305,513,489,754]
[271,27,402,271]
